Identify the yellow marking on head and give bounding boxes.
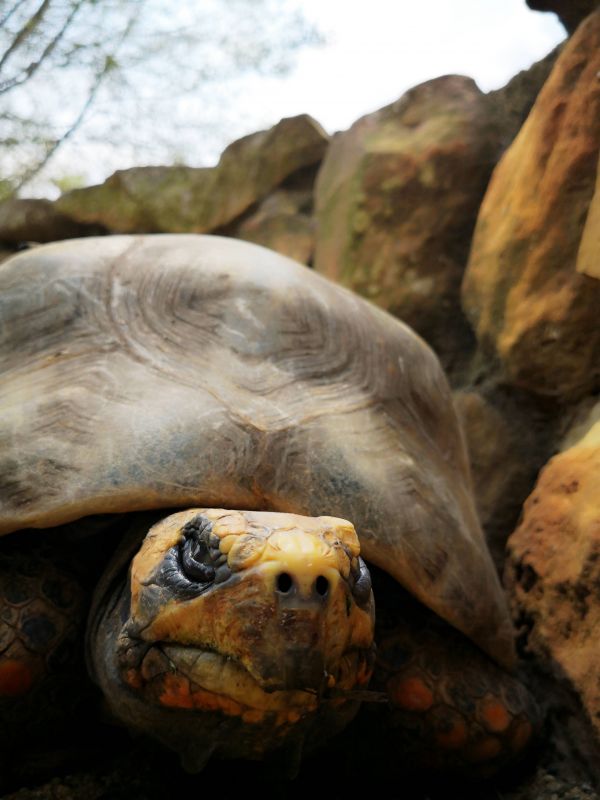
[318,517,361,556]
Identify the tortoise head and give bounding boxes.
[88,508,375,771]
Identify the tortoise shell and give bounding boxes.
[0,234,513,668]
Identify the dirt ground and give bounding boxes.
[2,714,598,800]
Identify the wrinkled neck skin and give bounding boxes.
[87,508,375,773]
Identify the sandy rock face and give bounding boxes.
[313,75,505,373]
[462,12,600,403]
[505,420,600,737]
[55,115,328,234]
[577,150,600,280]
[486,46,560,153]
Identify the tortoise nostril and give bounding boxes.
[315,575,329,597]
[276,572,293,593]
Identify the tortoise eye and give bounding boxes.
[179,515,217,584]
[351,557,372,608]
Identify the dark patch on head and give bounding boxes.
[150,514,229,602]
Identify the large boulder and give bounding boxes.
[453,389,555,570]
[0,199,102,244]
[55,115,328,234]
[462,12,600,402]
[526,0,599,33]
[313,76,511,375]
[505,417,600,740]
[486,46,561,152]
[223,168,317,265]
[576,151,600,279]
[231,202,314,265]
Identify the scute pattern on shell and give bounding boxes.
[0,234,513,668]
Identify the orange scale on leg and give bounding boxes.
[388,675,434,712]
[480,697,511,733]
[0,659,35,697]
[465,735,502,763]
[435,718,469,750]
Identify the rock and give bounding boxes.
[224,167,317,264]
[576,151,600,279]
[560,399,600,451]
[55,115,328,234]
[505,419,600,742]
[0,199,102,244]
[232,204,314,265]
[526,0,600,34]
[313,75,507,377]
[462,12,600,402]
[486,45,561,152]
[454,388,556,569]
[502,768,598,800]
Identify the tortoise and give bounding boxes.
[0,234,536,780]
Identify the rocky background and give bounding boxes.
[1,2,599,798]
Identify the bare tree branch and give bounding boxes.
[0,0,85,94]
[0,0,323,196]
[0,0,52,73]
[11,6,141,193]
[0,0,29,29]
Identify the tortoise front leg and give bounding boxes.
[368,590,540,778]
[0,533,86,735]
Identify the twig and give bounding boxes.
[0,0,29,29]
[0,0,51,73]
[0,0,85,94]
[13,3,143,193]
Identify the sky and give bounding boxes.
[14,0,567,195]
[234,0,565,136]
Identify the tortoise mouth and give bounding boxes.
[119,639,372,721]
